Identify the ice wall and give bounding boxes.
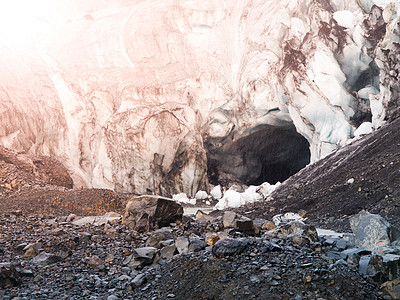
[0,0,392,195]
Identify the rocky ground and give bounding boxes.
[1,118,400,299]
[235,117,400,233]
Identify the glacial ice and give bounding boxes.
[0,0,397,196]
[214,182,279,210]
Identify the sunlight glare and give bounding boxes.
[0,0,62,46]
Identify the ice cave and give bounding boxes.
[206,123,311,186]
[0,0,399,197]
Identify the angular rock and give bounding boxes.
[223,211,238,228]
[236,220,260,236]
[23,246,39,259]
[350,210,398,252]
[367,254,400,283]
[127,247,156,269]
[159,244,177,261]
[31,253,62,266]
[146,231,174,248]
[72,213,121,226]
[123,196,183,233]
[188,239,207,252]
[175,236,189,254]
[131,273,147,288]
[359,255,372,276]
[212,238,248,258]
[261,221,276,231]
[23,242,42,258]
[195,210,216,223]
[278,221,318,245]
[205,233,229,245]
[104,224,118,238]
[340,248,371,261]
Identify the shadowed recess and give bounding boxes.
[206,124,310,186]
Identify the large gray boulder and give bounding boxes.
[126,247,156,269]
[212,238,248,258]
[350,210,400,253]
[123,195,183,233]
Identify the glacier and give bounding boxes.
[0,0,399,196]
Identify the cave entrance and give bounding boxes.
[206,124,310,186]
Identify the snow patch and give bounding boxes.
[195,190,208,200]
[258,182,281,198]
[214,182,279,210]
[210,185,222,200]
[333,11,355,28]
[173,193,196,205]
[354,122,373,138]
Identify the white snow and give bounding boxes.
[258,182,281,198]
[333,11,355,28]
[215,190,243,210]
[195,190,208,200]
[358,86,378,100]
[354,122,373,138]
[214,181,279,210]
[241,185,263,204]
[210,185,222,200]
[173,193,196,205]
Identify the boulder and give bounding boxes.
[350,210,400,253]
[236,220,260,236]
[276,221,318,245]
[31,253,62,266]
[146,231,174,248]
[131,273,147,288]
[223,211,238,228]
[175,236,190,254]
[123,196,183,233]
[261,221,276,231]
[159,244,177,261]
[126,247,156,269]
[367,254,400,283]
[212,238,248,258]
[195,210,217,223]
[188,239,207,252]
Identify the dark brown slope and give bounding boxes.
[0,146,129,216]
[236,117,400,231]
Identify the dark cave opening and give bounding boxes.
[206,124,311,186]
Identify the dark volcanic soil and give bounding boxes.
[0,146,130,217]
[235,117,400,232]
[1,119,400,299]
